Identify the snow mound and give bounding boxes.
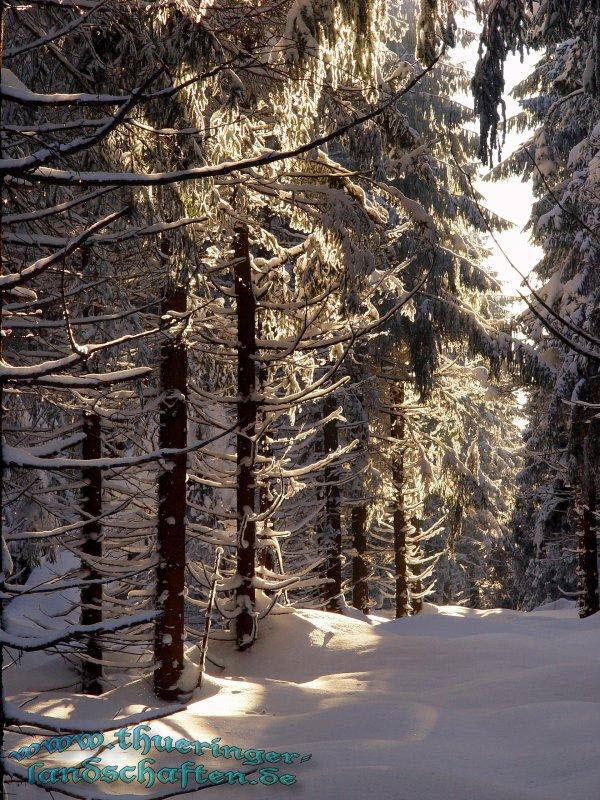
[528,597,577,616]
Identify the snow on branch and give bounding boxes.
[0,207,129,290]
[0,610,160,651]
[3,422,238,470]
[15,52,444,187]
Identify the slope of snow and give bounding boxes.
[5,600,600,799]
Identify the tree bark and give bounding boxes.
[391,381,409,618]
[80,410,103,695]
[410,515,423,615]
[257,348,275,575]
[322,395,342,611]
[258,432,276,574]
[578,482,599,617]
[257,446,277,602]
[0,5,7,795]
[234,226,258,649]
[578,375,600,618]
[352,504,369,613]
[0,4,7,794]
[154,281,188,700]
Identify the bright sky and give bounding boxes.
[472,52,543,298]
[464,49,541,422]
[449,12,543,299]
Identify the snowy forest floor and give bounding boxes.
[6,587,600,800]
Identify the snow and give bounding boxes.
[0,68,143,107]
[2,218,205,246]
[387,61,415,83]
[5,601,600,799]
[2,422,235,470]
[0,609,160,652]
[3,3,104,60]
[387,186,437,241]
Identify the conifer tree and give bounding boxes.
[474,0,600,612]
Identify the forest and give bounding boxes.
[0,0,599,798]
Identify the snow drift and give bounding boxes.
[6,599,600,799]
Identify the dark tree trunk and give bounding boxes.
[578,375,600,617]
[258,434,276,574]
[352,504,369,613]
[154,282,188,700]
[391,381,409,618]
[579,482,599,617]
[258,450,276,572]
[257,438,276,599]
[257,353,275,575]
[80,411,103,695]
[322,395,342,611]
[410,515,423,615]
[0,7,7,795]
[234,226,258,649]
[0,6,6,793]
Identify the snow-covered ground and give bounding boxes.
[6,596,600,799]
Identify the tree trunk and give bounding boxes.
[322,395,342,611]
[578,482,599,617]
[410,515,423,615]
[391,381,409,618]
[257,348,275,575]
[258,433,276,574]
[0,5,7,794]
[154,282,188,700]
[80,411,103,694]
[257,432,277,600]
[0,5,7,795]
[578,375,600,617]
[234,226,258,649]
[352,504,369,613]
